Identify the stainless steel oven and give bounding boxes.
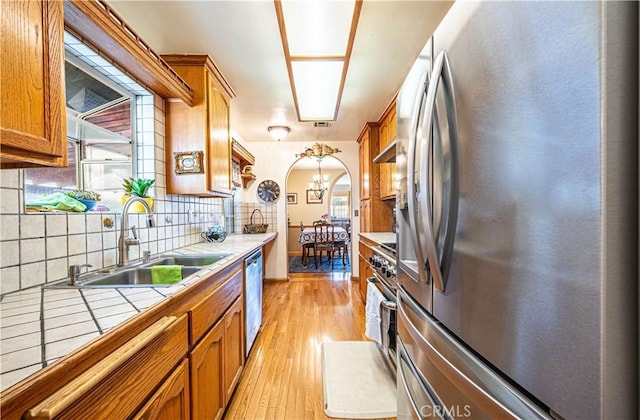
[367,244,398,373]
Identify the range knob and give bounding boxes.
[386,267,396,278]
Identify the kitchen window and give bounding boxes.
[24,32,151,213]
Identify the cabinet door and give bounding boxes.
[1,0,66,167]
[360,199,371,233]
[359,130,370,200]
[190,318,225,420]
[133,359,190,420]
[223,297,244,405]
[207,76,232,196]
[358,242,374,301]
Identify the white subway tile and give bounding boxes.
[86,233,102,253]
[0,346,41,374]
[0,266,20,294]
[86,214,102,233]
[45,214,67,236]
[46,236,68,259]
[0,189,19,214]
[0,364,41,392]
[0,241,19,267]
[103,249,116,267]
[87,252,102,270]
[102,230,116,249]
[45,332,100,360]
[67,214,86,234]
[20,262,46,288]
[67,234,86,256]
[0,215,19,240]
[20,238,45,264]
[0,170,20,188]
[46,258,68,283]
[20,215,45,239]
[68,254,86,267]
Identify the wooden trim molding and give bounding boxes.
[63,0,194,105]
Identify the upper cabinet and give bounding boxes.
[0,0,67,168]
[162,55,236,197]
[377,100,397,200]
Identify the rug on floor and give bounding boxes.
[288,255,351,273]
[322,341,396,419]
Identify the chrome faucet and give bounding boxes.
[68,263,92,286]
[117,197,155,266]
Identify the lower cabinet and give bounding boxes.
[223,297,244,404]
[191,296,244,419]
[20,258,249,420]
[133,359,190,420]
[191,316,225,420]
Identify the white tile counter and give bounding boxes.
[0,232,275,392]
[358,232,396,246]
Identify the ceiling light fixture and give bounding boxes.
[309,160,329,200]
[274,0,362,122]
[268,125,290,141]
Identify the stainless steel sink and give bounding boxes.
[144,253,231,267]
[44,253,232,289]
[81,266,203,287]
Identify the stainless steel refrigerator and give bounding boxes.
[395,2,638,419]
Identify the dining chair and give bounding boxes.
[313,222,336,269]
[300,222,315,267]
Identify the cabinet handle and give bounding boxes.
[25,316,178,420]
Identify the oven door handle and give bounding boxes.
[381,301,397,311]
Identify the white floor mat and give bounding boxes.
[322,341,396,419]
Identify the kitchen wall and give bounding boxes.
[286,168,347,226]
[234,141,359,280]
[0,95,226,294]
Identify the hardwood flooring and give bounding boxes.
[224,272,370,419]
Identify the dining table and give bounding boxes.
[297,226,350,267]
[297,226,350,245]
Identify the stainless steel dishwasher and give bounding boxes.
[244,249,263,356]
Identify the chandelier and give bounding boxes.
[309,160,329,200]
[297,143,341,200]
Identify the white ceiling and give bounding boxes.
[109,0,453,143]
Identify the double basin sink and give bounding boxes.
[48,254,231,288]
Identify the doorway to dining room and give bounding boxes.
[285,156,352,275]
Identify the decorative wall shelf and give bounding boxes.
[232,139,256,189]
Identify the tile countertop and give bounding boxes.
[358,232,396,246]
[0,232,276,393]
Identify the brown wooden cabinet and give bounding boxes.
[223,297,244,404]
[358,241,374,301]
[0,0,67,168]
[162,54,236,197]
[378,101,397,200]
[190,316,225,420]
[133,359,190,420]
[358,123,394,233]
[191,296,244,419]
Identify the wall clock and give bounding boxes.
[257,179,280,202]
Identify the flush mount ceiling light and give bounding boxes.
[268,125,291,141]
[274,0,362,122]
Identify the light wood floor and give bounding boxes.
[224,272,371,419]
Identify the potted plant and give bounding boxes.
[65,189,101,212]
[121,177,155,212]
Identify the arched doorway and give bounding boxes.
[285,156,352,275]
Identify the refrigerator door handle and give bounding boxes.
[420,51,460,293]
[407,70,431,285]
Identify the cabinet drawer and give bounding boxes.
[190,269,242,345]
[25,315,188,420]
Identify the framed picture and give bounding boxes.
[286,193,297,204]
[306,189,322,204]
[174,151,204,174]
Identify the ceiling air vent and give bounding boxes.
[313,121,331,128]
